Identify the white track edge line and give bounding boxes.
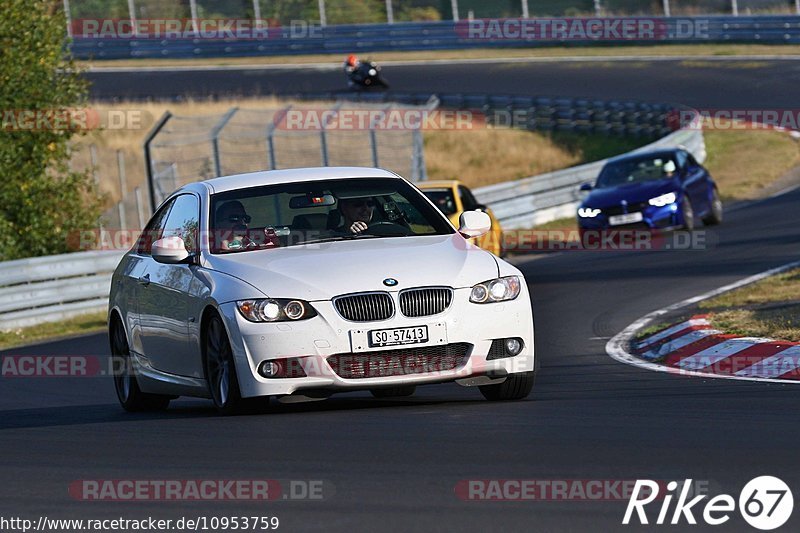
[605,259,800,384]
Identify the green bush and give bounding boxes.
[0,0,103,261]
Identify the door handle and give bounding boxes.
[138,273,150,287]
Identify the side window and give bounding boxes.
[162,194,200,253]
[675,151,688,171]
[136,198,174,255]
[458,186,479,211]
[686,153,700,168]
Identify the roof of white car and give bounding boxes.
[199,166,401,194]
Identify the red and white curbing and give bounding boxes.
[606,259,800,384]
[633,315,800,380]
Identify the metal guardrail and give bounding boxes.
[0,251,124,331]
[70,16,800,60]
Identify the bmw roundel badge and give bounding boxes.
[383,278,398,287]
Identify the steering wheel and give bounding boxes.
[363,221,409,237]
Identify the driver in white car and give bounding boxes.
[337,197,375,234]
[215,200,251,251]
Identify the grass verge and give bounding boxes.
[703,128,800,202]
[697,268,800,342]
[0,311,107,351]
[424,129,640,186]
[80,44,800,69]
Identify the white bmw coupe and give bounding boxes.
[108,167,535,414]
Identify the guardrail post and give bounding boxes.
[144,111,172,212]
[117,150,128,231]
[521,0,529,18]
[127,0,138,36]
[662,0,671,17]
[266,105,290,170]
[62,0,72,38]
[134,186,147,229]
[189,0,200,33]
[318,0,327,27]
[412,128,426,182]
[386,0,394,24]
[320,102,342,167]
[450,0,460,21]
[211,107,239,178]
[731,0,738,16]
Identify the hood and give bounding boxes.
[584,178,678,208]
[203,234,499,301]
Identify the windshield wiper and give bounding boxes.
[301,234,381,245]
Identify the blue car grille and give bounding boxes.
[603,201,649,216]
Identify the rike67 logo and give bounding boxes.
[623,476,793,530]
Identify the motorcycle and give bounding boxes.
[345,59,389,90]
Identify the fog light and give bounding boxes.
[258,358,307,379]
[505,338,523,356]
[258,360,283,378]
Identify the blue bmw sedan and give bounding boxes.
[577,148,722,232]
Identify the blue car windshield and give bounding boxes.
[596,155,677,188]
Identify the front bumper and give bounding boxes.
[578,202,682,231]
[219,287,535,398]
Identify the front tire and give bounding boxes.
[204,313,247,415]
[110,317,171,412]
[702,189,723,226]
[479,372,535,401]
[681,199,695,231]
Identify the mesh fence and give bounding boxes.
[146,101,429,207]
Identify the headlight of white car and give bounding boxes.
[648,192,677,207]
[578,207,601,218]
[470,276,522,303]
[237,299,317,322]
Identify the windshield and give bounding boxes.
[209,177,454,254]
[421,189,458,216]
[595,155,678,188]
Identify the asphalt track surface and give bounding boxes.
[2,59,800,531]
[86,58,800,108]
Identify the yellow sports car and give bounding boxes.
[417,180,503,256]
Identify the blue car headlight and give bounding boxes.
[648,192,677,207]
[578,207,601,218]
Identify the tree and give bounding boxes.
[0,0,104,260]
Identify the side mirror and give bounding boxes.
[458,210,492,239]
[579,183,593,192]
[152,236,190,264]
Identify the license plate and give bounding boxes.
[368,326,428,348]
[608,212,643,226]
